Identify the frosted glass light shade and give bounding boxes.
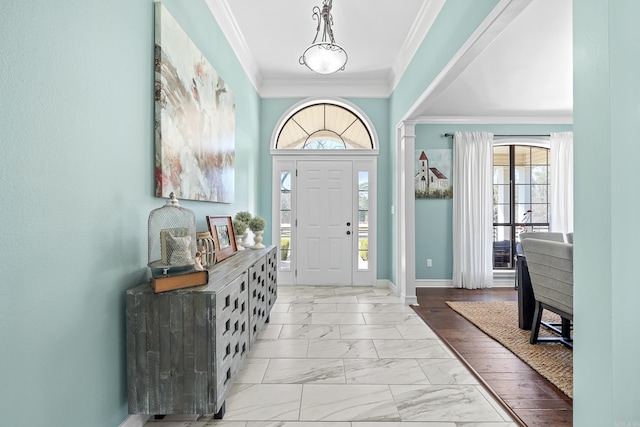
[301,42,348,74]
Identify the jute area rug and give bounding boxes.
[446,300,573,399]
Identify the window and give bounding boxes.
[493,144,550,269]
[275,103,373,150]
[358,171,369,270]
[271,99,378,286]
[279,171,292,270]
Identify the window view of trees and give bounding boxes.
[358,173,369,267]
[280,171,291,269]
[493,145,550,269]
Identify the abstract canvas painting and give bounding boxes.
[154,3,235,203]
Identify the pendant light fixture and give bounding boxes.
[299,0,348,74]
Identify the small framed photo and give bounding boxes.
[206,216,237,262]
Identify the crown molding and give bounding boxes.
[259,77,392,98]
[411,115,573,125]
[204,0,262,92]
[403,0,534,122]
[390,0,446,92]
[205,0,443,98]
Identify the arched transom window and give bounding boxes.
[275,102,373,150]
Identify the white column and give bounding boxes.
[396,121,417,305]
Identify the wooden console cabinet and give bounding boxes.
[125,246,277,417]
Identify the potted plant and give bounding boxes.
[234,211,253,248]
[232,219,247,251]
[248,216,266,249]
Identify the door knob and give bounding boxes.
[346,222,351,226]
[346,230,351,235]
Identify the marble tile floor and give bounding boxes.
[145,285,518,427]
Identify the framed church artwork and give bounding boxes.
[414,149,453,199]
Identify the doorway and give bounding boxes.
[296,160,353,285]
[271,156,376,286]
[270,98,379,286]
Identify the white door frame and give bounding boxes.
[272,153,377,286]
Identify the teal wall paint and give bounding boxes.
[3,0,638,424]
[391,0,500,122]
[259,98,391,279]
[388,0,500,283]
[0,0,259,425]
[574,1,640,425]
[414,124,572,280]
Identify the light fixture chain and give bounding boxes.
[299,0,347,74]
[322,0,336,44]
[311,6,321,44]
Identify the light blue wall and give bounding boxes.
[388,0,500,283]
[3,0,638,424]
[574,1,640,425]
[414,123,572,280]
[258,98,391,279]
[0,0,259,425]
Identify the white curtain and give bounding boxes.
[549,131,574,234]
[452,131,494,289]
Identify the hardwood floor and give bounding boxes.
[412,287,573,427]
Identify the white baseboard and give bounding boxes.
[415,274,516,289]
[119,414,151,427]
[376,279,395,290]
[493,271,517,287]
[493,277,517,287]
[401,294,418,305]
[415,279,453,288]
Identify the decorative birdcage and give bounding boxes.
[148,192,197,277]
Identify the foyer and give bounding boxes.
[144,285,517,426]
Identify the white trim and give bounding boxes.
[410,115,573,124]
[272,149,379,157]
[416,279,454,288]
[493,277,517,288]
[403,0,534,123]
[260,77,392,99]
[272,158,296,285]
[205,0,443,98]
[271,156,377,287]
[204,0,262,92]
[396,122,417,307]
[493,269,516,287]
[415,275,515,289]
[119,415,151,427]
[403,295,418,306]
[390,0,446,92]
[353,159,377,287]
[376,278,395,290]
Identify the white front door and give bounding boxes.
[296,160,353,285]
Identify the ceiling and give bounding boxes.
[205,0,572,123]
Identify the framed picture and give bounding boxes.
[414,149,453,199]
[154,3,236,203]
[206,216,237,262]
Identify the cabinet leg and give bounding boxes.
[214,401,226,419]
